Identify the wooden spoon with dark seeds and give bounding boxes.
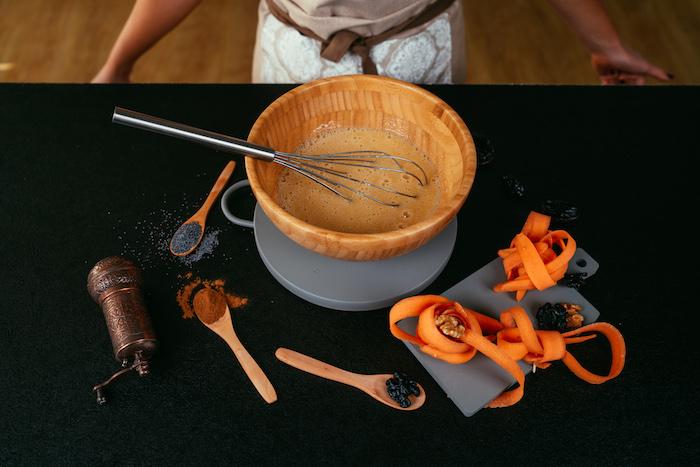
[170,161,236,256]
[275,348,425,410]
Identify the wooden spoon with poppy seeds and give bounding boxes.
[170,161,236,256]
[193,288,277,403]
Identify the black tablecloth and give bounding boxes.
[1,83,697,465]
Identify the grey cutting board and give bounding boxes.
[397,248,599,417]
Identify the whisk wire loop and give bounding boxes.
[274,150,427,207]
[274,158,350,202]
[277,151,428,186]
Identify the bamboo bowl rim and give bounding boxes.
[245,75,476,261]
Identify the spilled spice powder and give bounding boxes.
[176,272,248,319]
[192,289,227,324]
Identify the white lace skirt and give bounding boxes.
[252,0,466,84]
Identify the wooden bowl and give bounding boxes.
[246,75,476,262]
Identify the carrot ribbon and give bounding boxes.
[493,211,576,301]
[389,295,626,409]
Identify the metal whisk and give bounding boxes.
[112,107,427,206]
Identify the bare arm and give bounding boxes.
[92,0,203,83]
[546,0,671,84]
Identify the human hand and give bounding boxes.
[590,43,673,85]
[91,65,132,84]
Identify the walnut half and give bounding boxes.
[561,302,584,329]
[435,315,465,339]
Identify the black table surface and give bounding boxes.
[1,83,698,465]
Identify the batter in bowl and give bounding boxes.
[277,127,441,234]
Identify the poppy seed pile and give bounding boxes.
[170,222,203,255]
[112,195,226,270]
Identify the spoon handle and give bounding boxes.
[275,348,372,389]
[194,160,236,220]
[217,323,277,404]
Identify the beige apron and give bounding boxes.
[252,0,466,84]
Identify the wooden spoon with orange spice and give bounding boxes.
[193,288,277,403]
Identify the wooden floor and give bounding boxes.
[0,0,698,85]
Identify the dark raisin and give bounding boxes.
[536,302,568,331]
[541,199,581,222]
[502,175,525,198]
[386,373,421,407]
[472,133,495,165]
[564,272,588,290]
[394,373,421,396]
[393,372,409,384]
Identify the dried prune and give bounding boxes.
[564,272,588,290]
[502,175,525,197]
[472,133,495,165]
[541,199,581,222]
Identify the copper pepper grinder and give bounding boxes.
[87,256,159,404]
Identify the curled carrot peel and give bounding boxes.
[494,212,576,301]
[389,295,502,364]
[521,210,551,241]
[390,296,525,406]
[496,309,568,370]
[389,295,451,347]
[495,306,625,381]
[561,323,626,384]
[389,295,626,409]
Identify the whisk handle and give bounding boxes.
[112,107,276,162]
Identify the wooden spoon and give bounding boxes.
[275,348,425,411]
[193,288,277,404]
[170,160,236,256]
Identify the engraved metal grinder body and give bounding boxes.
[87,256,159,404]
